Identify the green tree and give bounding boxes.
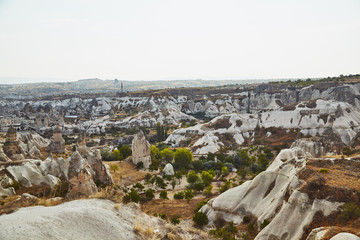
[187,170,199,184]
[170,215,180,225]
[174,148,193,170]
[112,149,123,160]
[203,185,213,197]
[221,166,229,177]
[118,145,132,159]
[201,171,214,186]
[161,148,174,162]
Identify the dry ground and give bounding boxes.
[104,160,149,186]
[141,197,209,220]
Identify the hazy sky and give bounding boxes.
[0,0,359,84]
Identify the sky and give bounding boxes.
[0,0,359,84]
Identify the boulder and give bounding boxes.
[131,131,151,169]
[163,163,174,176]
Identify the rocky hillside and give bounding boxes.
[200,140,360,239]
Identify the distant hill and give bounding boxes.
[0,78,272,99]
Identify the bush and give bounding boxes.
[136,161,144,169]
[201,171,214,186]
[343,147,352,156]
[220,181,231,193]
[203,185,213,197]
[159,190,168,199]
[339,202,360,220]
[194,199,209,213]
[134,182,144,190]
[173,192,185,199]
[243,215,251,224]
[210,222,237,240]
[170,215,180,225]
[161,148,174,162]
[159,213,167,220]
[193,181,205,192]
[221,166,229,177]
[193,212,209,228]
[214,214,226,229]
[319,169,328,174]
[123,190,141,203]
[184,189,194,200]
[145,173,152,182]
[52,181,69,197]
[112,149,123,160]
[7,180,22,191]
[260,219,270,229]
[145,189,154,200]
[110,164,119,173]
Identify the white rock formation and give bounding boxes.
[330,233,360,240]
[163,163,174,176]
[131,131,151,169]
[200,146,344,240]
[6,161,60,188]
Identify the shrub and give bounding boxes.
[343,147,352,156]
[159,190,168,199]
[203,185,213,197]
[221,166,229,177]
[192,160,203,172]
[201,171,214,186]
[159,213,167,220]
[220,181,231,193]
[194,199,209,213]
[193,181,205,192]
[123,190,141,203]
[110,164,119,173]
[170,215,180,225]
[7,180,22,191]
[134,182,144,190]
[339,202,360,220]
[52,181,69,197]
[214,214,226,229]
[210,222,237,240]
[193,212,209,228]
[173,192,185,199]
[136,161,144,169]
[145,173,152,182]
[184,189,194,200]
[243,215,251,224]
[260,219,270,229]
[145,189,154,200]
[319,169,328,174]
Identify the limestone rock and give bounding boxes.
[291,138,324,158]
[67,151,97,197]
[131,131,151,169]
[86,150,114,185]
[330,233,360,240]
[6,161,60,188]
[46,125,65,154]
[163,163,174,176]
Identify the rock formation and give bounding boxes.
[46,125,65,153]
[67,151,97,197]
[200,145,344,240]
[3,125,23,160]
[76,130,88,156]
[131,131,151,168]
[163,163,174,176]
